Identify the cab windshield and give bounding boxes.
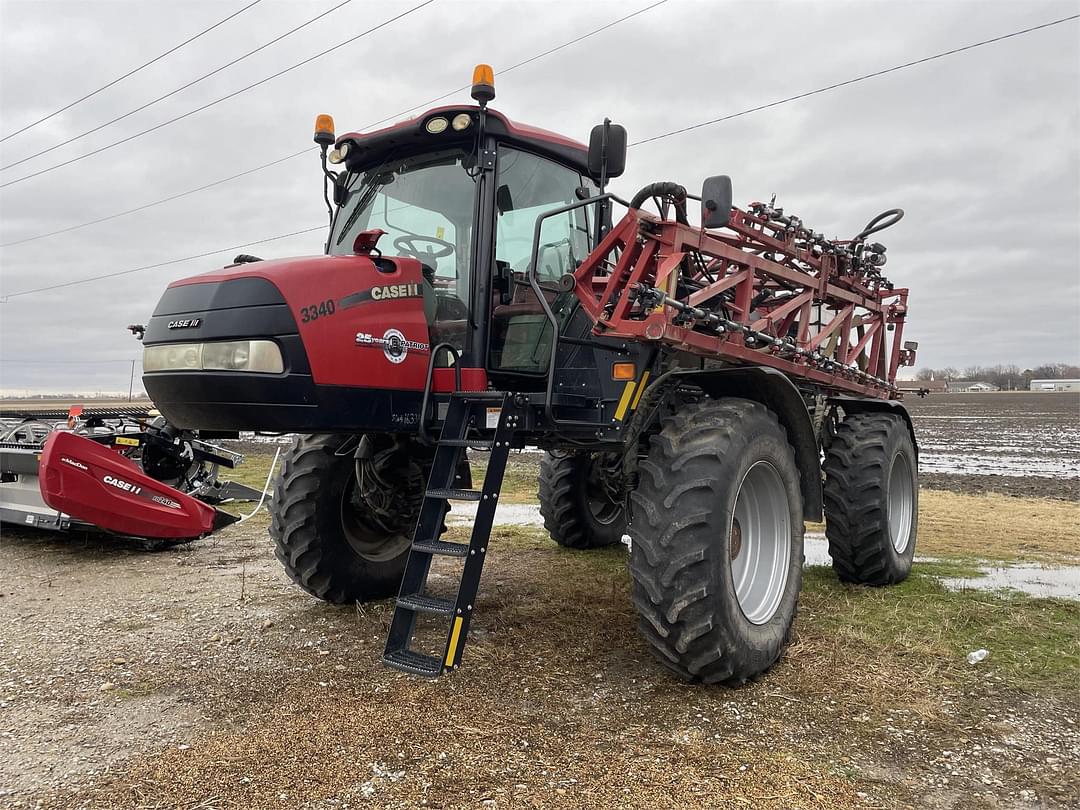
[329,148,477,350]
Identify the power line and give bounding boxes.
[1,0,353,173]
[1,226,325,300]
[360,0,669,130]
[0,1,263,143]
[0,149,315,248]
[1,0,667,247]
[0,0,437,190]
[629,13,1080,147]
[0,9,1069,300]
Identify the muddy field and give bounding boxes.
[904,392,1078,501]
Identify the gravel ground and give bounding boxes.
[1,513,1078,809]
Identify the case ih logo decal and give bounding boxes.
[167,318,201,329]
[355,328,429,365]
[103,475,142,495]
[61,457,88,471]
[340,283,422,310]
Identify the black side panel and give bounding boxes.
[152,277,285,316]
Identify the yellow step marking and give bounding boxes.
[445,616,464,667]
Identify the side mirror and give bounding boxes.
[588,121,627,180]
[701,175,733,229]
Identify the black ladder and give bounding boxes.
[383,391,519,677]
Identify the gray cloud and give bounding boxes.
[1,0,1077,393]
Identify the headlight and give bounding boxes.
[425,116,448,134]
[451,113,471,131]
[144,341,284,374]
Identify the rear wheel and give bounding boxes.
[538,451,626,549]
[627,398,803,684]
[269,434,433,604]
[823,411,918,585]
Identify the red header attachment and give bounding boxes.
[39,431,236,540]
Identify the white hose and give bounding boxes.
[234,447,281,525]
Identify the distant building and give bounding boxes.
[898,379,948,394]
[951,380,999,393]
[1029,379,1080,392]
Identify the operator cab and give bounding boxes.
[320,68,622,391]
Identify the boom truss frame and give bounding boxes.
[571,205,913,399]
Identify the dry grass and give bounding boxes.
[27,509,1080,810]
[915,489,1080,561]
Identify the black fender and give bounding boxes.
[829,396,919,458]
[667,367,823,522]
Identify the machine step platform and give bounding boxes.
[383,391,519,677]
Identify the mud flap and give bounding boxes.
[39,432,238,540]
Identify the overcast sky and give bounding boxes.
[0,0,1077,394]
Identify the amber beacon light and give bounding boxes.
[471,64,495,105]
[314,114,335,146]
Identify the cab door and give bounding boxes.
[487,146,593,377]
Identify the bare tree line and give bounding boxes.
[916,363,1080,390]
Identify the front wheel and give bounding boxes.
[628,398,804,685]
[269,434,428,604]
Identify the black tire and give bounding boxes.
[538,451,626,549]
[628,398,804,685]
[823,412,918,585]
[270,434,424,604]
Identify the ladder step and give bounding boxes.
[426,487,483,501]
[383,649,443,677]
[396,593,455,615]
[439,438,494,450]
[412,539,470,557]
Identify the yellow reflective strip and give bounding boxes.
[445,616,464,667]
[629,371,651,411]
[614,380,637,421]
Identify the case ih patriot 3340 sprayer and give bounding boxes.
[134,66,919,683]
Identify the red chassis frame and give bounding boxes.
[572,205,913,399]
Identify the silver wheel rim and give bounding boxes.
[730,461,791,625]
[888,452,914,553]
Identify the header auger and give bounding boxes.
[139,64,920,685]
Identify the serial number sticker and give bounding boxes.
[486,408,501,429]
[115,436,140,447]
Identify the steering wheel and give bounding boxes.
[393,234,454,262]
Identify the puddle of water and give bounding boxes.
[940,564,1080,600]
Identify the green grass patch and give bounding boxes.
[801,564,1080,694]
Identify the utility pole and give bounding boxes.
[128,359,136,402]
